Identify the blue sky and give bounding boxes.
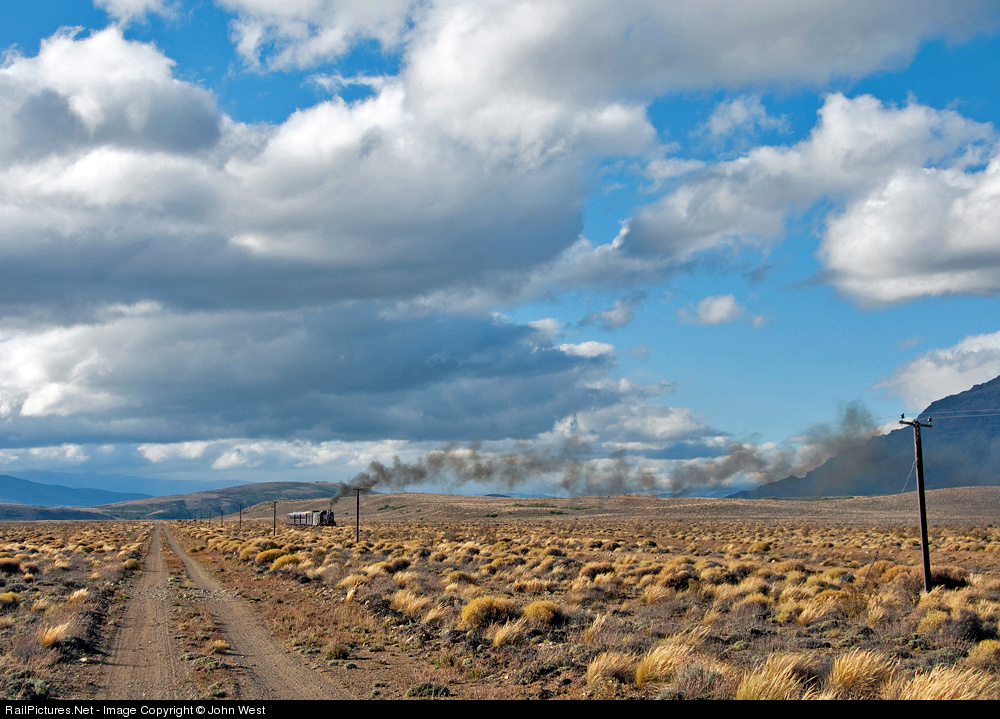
[2,1,1000,496]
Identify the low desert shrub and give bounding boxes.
[206,640,228,655]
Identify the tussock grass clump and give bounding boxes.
[0,591,21,610]
[579,562,614,581]
[826,649,896,699]
[254,549,286,566]
[635,642,693,688]
[457,595,520,630]
[66,589,88,607]
[269,554,300,572]
[391,589,431,618]
[391,570,423,588]
[512,578,555,594]
[423,604,450,626]
[37,622,71,649]
[522,599,565,627]
[967,639,1000,671]
[884,666,1000,700]
[641,584,674,605]
[0,558,21,574]
[735,654,810,700]
[492,619,528,647]
[122,558,141,571]
[586,651,636,686]
[238,547,260,562]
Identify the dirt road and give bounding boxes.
[91,524,353,700]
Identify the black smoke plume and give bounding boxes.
[341,438,657,496]
[667,401,880,493]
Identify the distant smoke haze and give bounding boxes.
[667,401,881,493]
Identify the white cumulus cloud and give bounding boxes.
[876,331,1000,409]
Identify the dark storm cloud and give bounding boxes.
[0,304,619,447]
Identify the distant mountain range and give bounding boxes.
[93,481,348,520]
[0,480,352,521]
[732,375,1000,498]
[0,474,150,507]
[14,470,248,496]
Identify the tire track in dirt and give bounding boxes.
[91,523,353,700]
[96,525,196,700]
[160,526,353,700]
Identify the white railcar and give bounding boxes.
[285,510,335,526]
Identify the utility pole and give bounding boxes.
[273,501,277,537]
[900,414,933,592]
[239,502,243,531]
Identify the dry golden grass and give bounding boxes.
[966,639,1000,671]
[735,654,811,700]
[36,622,71,649]
[635,642,694,688]
[491,619,528,647]
[390,589,431,618]
[65,589,88,608]
[586,651,636,686]
[457,595,520,630]
[254,548,286,566]
[269,554,299,572]
[522,599,565,627]
[883,666,1000,700]
[825,649,896,699]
